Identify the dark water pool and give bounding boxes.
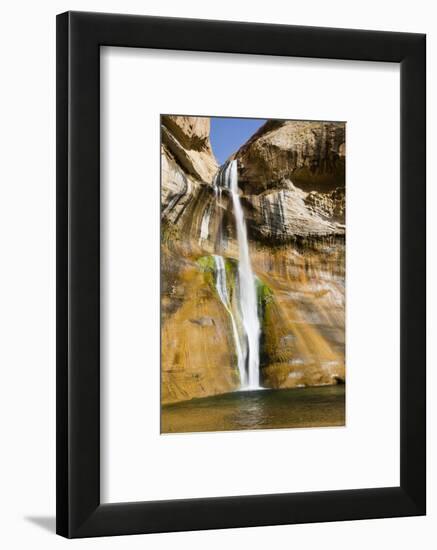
[161,385,345,434]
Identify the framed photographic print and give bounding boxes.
[57,11,426,538]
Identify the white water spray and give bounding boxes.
[199,205,211,244]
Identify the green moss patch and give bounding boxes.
[256,277,273,312]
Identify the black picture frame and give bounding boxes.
[56,11,426,538]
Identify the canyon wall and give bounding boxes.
[161,116,345,404]
[235,119,345,194]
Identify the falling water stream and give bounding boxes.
[213,255,247,387]
[214,160,261,390]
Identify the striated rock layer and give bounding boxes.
[161,116,345,404]
[234,119,345,194]
[161,115,218,183]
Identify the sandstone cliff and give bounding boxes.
[235,119,345,194]
[161,116,345,404]
[235,119,345,243]
[161,116,238,403]
[161,115,218,182]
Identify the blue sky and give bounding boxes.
[210,117,267,165]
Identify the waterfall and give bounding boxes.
[214,160,261,390]
[213,255,247,387]
[199,203,212,244]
